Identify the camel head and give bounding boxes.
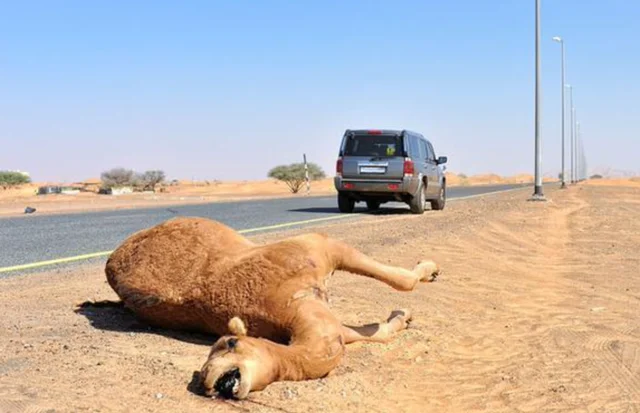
[200,317,276,400]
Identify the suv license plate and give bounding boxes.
[360,166,386,174]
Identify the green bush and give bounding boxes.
[589,174,603,179]
[268,162,326,193]
[0,171,31,189]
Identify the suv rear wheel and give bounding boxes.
[431,182,446,211]
[409,183,426,214]
[338,193,355,213]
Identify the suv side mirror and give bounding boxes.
[437,156,448,165]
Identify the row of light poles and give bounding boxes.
[532,0,588,200]
[552,38,587,187]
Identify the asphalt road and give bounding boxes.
[0,184,528,275]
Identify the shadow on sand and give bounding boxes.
[74,300,216,346]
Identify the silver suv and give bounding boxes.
[334,129,448,214]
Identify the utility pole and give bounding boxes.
[530,0,545,201]
[553,36,566,188]
[568,85,575,184]
[584,138,587,180]
[576,122,581,182]
[582,138,587,180]
[572,107,580,184]
[303,153,310,196]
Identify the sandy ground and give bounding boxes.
[1,183,639,413]
[582,177,640,188]
[0,174,556,217]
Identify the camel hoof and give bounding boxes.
[415,260,439,282]
[388,308,413,327]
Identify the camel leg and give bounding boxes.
[327,239,439,291]
[342,309,413,344]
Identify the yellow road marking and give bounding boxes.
[236,214,354,234]
[447,185,529,201]
[0,214,355,274]
[0,186,532,275]
[0,251,114,273]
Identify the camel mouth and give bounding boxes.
[213,367,241,399]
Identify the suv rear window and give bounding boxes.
[343,134,404,157]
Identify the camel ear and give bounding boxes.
[228,317,247,337]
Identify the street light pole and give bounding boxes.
[578,132,584,182]
[532,0,545,199]
[567,85,575,184]
[553,36,566,188]
[576,122,582,181]
[573,107,580,184]
[584,138,587,180]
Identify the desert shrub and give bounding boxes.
[101,168,165,191]
[589,174,603,179]
[100,168,135,188]
[458,173,468,179]
[0,171,31,189]
[137,170,165,191]
[268,163,326,193]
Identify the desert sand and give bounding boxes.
[0,173,553,217]
[582,177,640,187]
[1,183,639,412]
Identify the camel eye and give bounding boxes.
[227,338,238,349]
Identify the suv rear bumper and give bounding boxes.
[334,176,419,195]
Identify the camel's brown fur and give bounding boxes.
[105,217,439,399]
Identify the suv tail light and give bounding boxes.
[403,158,415,176]
[336,158,343,176]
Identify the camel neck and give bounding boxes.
[264,301,345,382]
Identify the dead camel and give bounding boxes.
[105,217,439,399]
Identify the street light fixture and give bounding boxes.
[553,36,566,188]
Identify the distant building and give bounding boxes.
[38,186,62,195]
[73,178,101,193]
[99,186,133,195]
[61,187,80,195]
[38,185,80,195]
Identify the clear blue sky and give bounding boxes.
[1,0,638,182]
